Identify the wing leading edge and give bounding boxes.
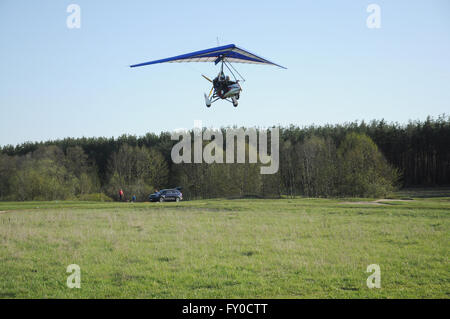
[130,44,286,69]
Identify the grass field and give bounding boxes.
[0,195,449,298]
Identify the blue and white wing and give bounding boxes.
[130,44,286,69]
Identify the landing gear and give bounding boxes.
[204,93,211,108]
[232,96,238,107]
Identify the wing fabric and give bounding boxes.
[130,44,286,69]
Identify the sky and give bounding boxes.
[0,0,449,146]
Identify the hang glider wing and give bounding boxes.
[130,44,286,69]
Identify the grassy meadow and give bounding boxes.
[0,195,449,298]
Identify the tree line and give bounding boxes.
[0,115,448,201]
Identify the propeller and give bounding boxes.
[202,74,213,83]
[208,86,214,98]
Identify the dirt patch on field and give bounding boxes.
[339,201,386,205]
[339,199,414,205]
[374,199,413,202]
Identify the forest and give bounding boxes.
[0,115,448,201]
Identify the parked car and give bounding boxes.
[149,189,183,202]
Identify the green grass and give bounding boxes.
[0,196,448,298]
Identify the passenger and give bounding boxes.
[225,75,236,86]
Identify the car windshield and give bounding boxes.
[153,189,175,195]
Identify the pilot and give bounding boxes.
[214,73,228,96]
[213,72,223,87]
[220,75,229,94]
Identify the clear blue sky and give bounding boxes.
[0,0,449,146]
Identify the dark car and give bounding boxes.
[149,189,183,202]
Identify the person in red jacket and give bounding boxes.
[119,189,124,201]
